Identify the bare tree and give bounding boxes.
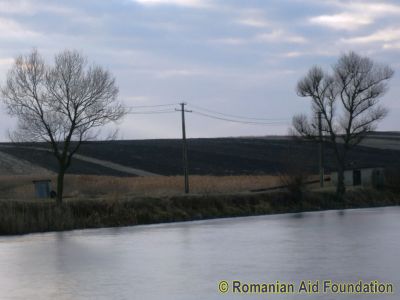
[2,49,125,204]
[292,52,394,198]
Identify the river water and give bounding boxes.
[0,207,399,300]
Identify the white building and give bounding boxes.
[331,168,385,188]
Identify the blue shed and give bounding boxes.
[32,180,51,198]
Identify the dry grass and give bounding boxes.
[0,173,398,235]
[0,174,281,200]
[0,175,39,200]
[1,186,398,235]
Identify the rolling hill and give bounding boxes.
[0,132,399,177]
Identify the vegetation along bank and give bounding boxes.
[1,188,399,235]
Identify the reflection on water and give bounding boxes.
[0,207,399,300]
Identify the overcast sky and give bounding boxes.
[0,0,399,140]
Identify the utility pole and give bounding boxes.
[176,103,192,194]
[318,111,324,188]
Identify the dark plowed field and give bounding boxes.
[1,136,399,176]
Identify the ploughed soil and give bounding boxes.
[0,136,399,176]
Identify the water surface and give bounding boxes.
[0,207,399,299]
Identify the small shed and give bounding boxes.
[331,168,385,188]
[33,180,52,198]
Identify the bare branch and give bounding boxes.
[1,49,126,203]
[292,51,394,196]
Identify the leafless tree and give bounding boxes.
[2,49,125,204]
[292,52,394,198]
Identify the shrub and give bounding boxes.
[385,168,400,193]
[279,171,310,202]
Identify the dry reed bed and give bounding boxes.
[0,174,281,200]
[1,187,399,235]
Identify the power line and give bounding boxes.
[126,103,179,109]
[127,109,177,114]
[191,111,289,126]
[124,103,290,125]
[187,103,289,121]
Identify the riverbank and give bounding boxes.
[1,188,399,235]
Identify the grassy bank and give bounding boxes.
[1,188,399,235]
[0,174,281,199]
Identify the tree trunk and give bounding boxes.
[336,164,346,201]
[56,165,66,205]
